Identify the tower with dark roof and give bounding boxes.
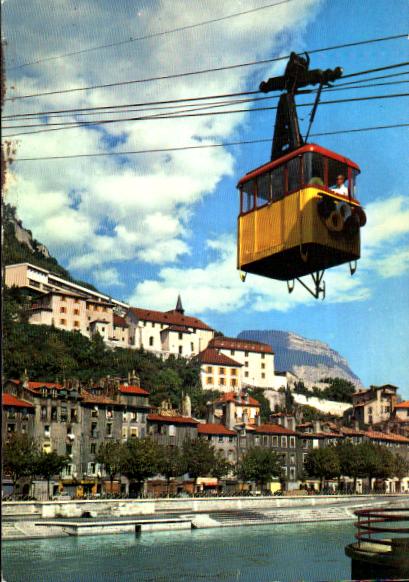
[175,294,184,315]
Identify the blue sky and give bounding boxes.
[3,0,409,395]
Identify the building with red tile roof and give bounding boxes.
[208,336,276,390]
[198,349,242,393]
[197,423,236,436]
[2,393,34,408]
[129,296,215,358]
[119,385,149,396]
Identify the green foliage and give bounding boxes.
[3,433,38,487]
[393,454,409,480]
[3,319,201,409]
[96,441,123,484]
[237,447,282,489]
[182,439,216,480]
[35,450,69,498]
[211,451,232,480]
[284,385,295,413]
[120,438,161,485]
[305,447,341,488]
[247,387,272,422]
[157,445,187,483]
[320,377,356,403]
[293,381,309,396]
[299,405,332,422]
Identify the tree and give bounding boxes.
[34,450,70,500]
[392,454,409,492]
[305,447,340,491]
[120,438,161,496]
[237,447,282,492]
[358,442,385,491]
[320,377,356,403]
[248,387,272,422]
[96,441,124,493]
[157,445,187,495]
[284,386,295,414]
[3,434,38,494]
[336,442,366,491]
[182,439,216,482]
[211,451,232,482]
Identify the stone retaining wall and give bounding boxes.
[3,494,407,519]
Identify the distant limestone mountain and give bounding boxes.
[237,329,363,388]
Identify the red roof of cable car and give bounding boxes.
[237,143,360,186]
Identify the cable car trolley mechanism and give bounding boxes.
[237,52,366,299]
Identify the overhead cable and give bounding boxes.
[11,122,409,162]
[5,36,408,101]
[3,92,409,138]
[5,0,293,71]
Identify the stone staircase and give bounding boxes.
[208,506,354,527]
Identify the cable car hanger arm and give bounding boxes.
[259,52,343,161]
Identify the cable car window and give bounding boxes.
[256,173,271,207]
[287,157,301,192]
[350,169,359,199]
[271,166,284,201]
[241,180,256,213]
[304,152,325,187]
[327,158,349,193]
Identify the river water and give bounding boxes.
[2,521,354,582]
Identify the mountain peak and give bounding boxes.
[237,329,363,388]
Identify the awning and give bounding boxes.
[196,477,218,486]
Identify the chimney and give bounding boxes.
[226,401,235,430]
[287,416,296,431]
[282,416,288,429]
[256,414,261,426]
[313,420,321,433]
[207,402,215,424]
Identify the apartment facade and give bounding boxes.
[351,384,398,427]
[198,348,242,393]
[208,337,276,389]
[129,297,214,357]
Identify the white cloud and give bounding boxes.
[93,267,124,287]
[4,0,322,274]
[128,193,409,314]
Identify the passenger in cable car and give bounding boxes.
[332,174,348,196]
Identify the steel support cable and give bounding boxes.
[5,36,408,101]
[3,92,409,138]
[4,77,409,125]
[4,64,409,120]
[11,122,409,162]
[3,71,409,127]
[5,0,293,71]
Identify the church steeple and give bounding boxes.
[175,294,184,314]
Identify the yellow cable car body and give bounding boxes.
[237,144,365,283]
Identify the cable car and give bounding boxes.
[236,53,366,298]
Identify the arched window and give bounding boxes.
[149,336,154,346]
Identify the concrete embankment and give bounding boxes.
[2,494,407,540]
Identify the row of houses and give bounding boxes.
[3,377,409,496]
[5,262,283,392]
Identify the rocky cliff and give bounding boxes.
[238,329,363,388]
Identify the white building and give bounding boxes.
[198,348,242,393]
[208,337,277,389]
[128,296,214,358]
